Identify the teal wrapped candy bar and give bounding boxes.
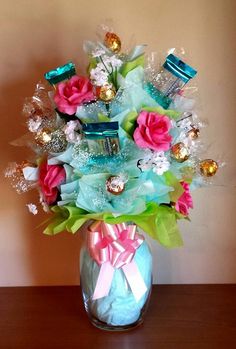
[80,241,152,327]
[145,54,197,109]
[44,62,76,85]
[144,82,171,110]
[82,122,120,157]
[164,54,197,83]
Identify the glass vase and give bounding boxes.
[80,220,153,331]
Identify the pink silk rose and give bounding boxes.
[39,162,66,205]
[133,111,172,151]
[175,182,193,216]
[54,75,95,115]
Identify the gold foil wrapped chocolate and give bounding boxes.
[35,128,67,153]
[23,83,57,134]
[104,32,121,53]
[171,142,189,162]
[106,176,125,195]
[187,127,200,140]
[98,85,116,102]
[35,128,52,146]
[199,159,218,177]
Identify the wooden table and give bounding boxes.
[0,285,236,349]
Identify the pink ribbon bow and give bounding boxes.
[88,221,148,302]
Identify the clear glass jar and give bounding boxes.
[80,221,153,331]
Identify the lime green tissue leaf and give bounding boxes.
[120,54,145,77]
[87,57,97,74]
[121,110,138,137]
[164,171,184,203]
[155,205,183,247]
[142,106,180,120]
[43,202,184,248]
[98,113,111,122]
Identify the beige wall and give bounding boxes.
[0,0,236,286]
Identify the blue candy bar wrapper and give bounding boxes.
[44,62,76,85]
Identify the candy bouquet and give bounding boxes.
[5,26,220,330]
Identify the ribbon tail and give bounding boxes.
[92,262,114,300]
[122,260,148,302]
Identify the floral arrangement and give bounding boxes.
[5,27,220,249]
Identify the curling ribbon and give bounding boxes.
[88,221,148,302]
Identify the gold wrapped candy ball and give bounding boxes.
[35,128,67,153]
[104,32,121,53]
[171,142,189,163]
[187,127,200,140]
[49,129,68,153]
[98,85,116,102]
[35,127,52,146]
[199,159,218,177]
[106,176,125,195]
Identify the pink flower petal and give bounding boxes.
[39,162,66,205]
[175,182,193,216]
[53,75,95,116]
[134,111,172,151]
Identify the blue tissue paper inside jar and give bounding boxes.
[80,241,152,327]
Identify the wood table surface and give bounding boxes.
[0,285,236,349]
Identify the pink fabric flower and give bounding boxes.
[54,75,95,115]
[175,182,193,216]
[39,162,66,205]
[133,111,172,151]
